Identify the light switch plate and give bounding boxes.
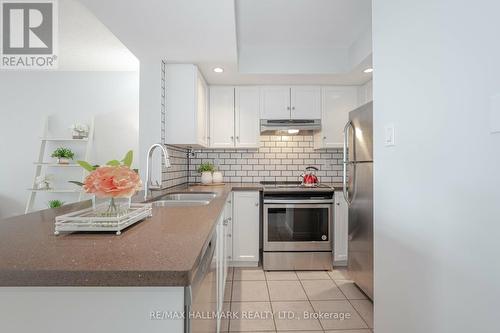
[385,124,395,146]
[490,94,500,134]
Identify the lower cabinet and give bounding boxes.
[232,191,260,266]
[334,191,349,265]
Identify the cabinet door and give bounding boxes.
[209,86,235,148]
[235,87,260,148]
[225,197,233,264]
[196,73,208,146]
[291,86,321,119]
[317,87,358,148]
[232,191,260,264]
[216,214,226,314]
[334,191,349,265]
[260,86,290,119]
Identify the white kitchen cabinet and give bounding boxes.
[290,86,321,119]
[235,87,260,148]
[209,86,235,148]
[260,86,321,120]
[314,86,358,149]
[209,86,260,149]
[334,191,349,265]
[232,191,260,266]
[260,86,290,119]
[224,196,233,265]
[357,80,373,106]
[166,64,209,147]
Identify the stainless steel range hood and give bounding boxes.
[260,119,321,133]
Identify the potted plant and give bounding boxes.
[48,200,65,209]
[197,163,215,184]
[51,147,75,164]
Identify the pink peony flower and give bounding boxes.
[83,165,142,198]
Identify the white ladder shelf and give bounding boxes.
[25,117,94,213]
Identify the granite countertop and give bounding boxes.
[0,182,343,287]
[0,183,262,287]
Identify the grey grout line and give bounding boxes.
[296,273,326,332]
[263,271,278,332]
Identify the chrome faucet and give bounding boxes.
[144,143,171,201]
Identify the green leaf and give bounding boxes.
[121,150,133,168]
[68,181,84,187]
[77,160,95,172]
[106,160,121,166]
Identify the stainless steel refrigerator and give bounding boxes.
[342,101,373,300]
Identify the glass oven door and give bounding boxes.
[264,203,332,251]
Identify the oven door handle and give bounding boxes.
[263,199,334,204]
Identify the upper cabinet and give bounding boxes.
[260,86,290,119]
[166,64,208,147]
[290,86,321,119]
[235,87,260,148]
[260,86,321,120]
[357,80,373,106]
[209,86,260,148]
[314,87,358,149]
[209,86,235,148]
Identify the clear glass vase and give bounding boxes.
[92,196,132,217]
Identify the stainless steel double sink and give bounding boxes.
[151,192,217,207]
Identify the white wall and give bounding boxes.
[0,71,139,218]
[373,1,500,332]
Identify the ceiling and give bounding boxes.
[78,0,372,84]
[58,0,138,71]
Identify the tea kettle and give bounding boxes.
[300,166,319,186]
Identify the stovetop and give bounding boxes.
[260,181,334,192]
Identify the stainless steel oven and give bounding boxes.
[262,189,334,270]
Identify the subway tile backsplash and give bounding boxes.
[161,146,190,189]
[189,134,343,184]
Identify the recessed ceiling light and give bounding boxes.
[363,68,373,73]
[213,67,224,73]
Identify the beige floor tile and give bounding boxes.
[328,268,350,280]
[272,301,323,331]
[220,302,230,332]
[229,302,275,332]
[296,271,331,280]
[301,279,346,300]
[224,281,232,302]
[310,300,368,330]
[234,268,266,281]
[265,271,298,281]
[267,280,308,301]
[335,280,368,300]
[227,267,234,281]
[350,299,373,328]
[232,281,270,302]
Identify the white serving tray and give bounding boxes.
[54,203,152,235]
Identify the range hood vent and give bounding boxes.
[260,119,321,133]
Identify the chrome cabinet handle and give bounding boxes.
[230,136,234,141]
[287,106,290,110]
[255,203,259,207]
[292,106,295,110]
[236,136,240,141]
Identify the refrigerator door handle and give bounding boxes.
[343,121,354,206]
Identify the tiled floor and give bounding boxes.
[222,267,373,332]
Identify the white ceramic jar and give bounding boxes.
[212,171,223,184]
[201,171,213,185]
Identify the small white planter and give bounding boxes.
[212,171,223,184]
[201,172,213,185]
[57,158,70,165]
